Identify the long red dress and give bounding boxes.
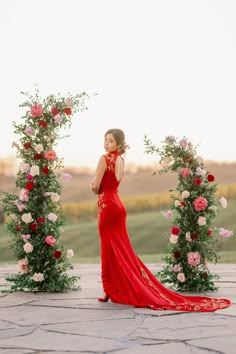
[97,151,231,312]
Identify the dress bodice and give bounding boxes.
[99,151,122,194]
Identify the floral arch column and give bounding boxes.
[144,135,233,292]
[1,89,89,292]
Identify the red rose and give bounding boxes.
[51,107,59,116]
[207,229,213,235]
[171,226,180,235]
[207,174,215,182]
[42,166,49,174]
[201,272,208,279]
[180,201,186,207]
[34,153,43,160]
[64,107,72,115]
[37,217,45,224]
[23,142,31,150]
[25,181,34,190]
[16,225,21,231]
[192,233,198,240]
[26,174,33,180]
[53,250,62,259]
[194,178,202,186]
[173,250,181,259]
[39,120,47,128]
[30,223,37,232]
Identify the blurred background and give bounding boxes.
[0,0,236,263]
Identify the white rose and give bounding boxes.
[30,165,39,176]
[219,197,227,208]
[169,234,178,244]
[185,232,192,242]
[208,205,218,213]
[181,190,190,199]
[35,144,44,153]
[196,167,206,176]
[31,273,44,282]
[198,216,206,226]
[174,200,181,207]
[22,213,33,224]
[66,249,74,258]
[23,242,33,253]
[51,193,60,202]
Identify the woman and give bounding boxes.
[90,128,231,312]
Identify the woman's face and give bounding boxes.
[104,133,118,153]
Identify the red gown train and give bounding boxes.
[97,151,231,312]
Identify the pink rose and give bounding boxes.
[18,259,29,273]
[19,188,29,202]
[21,234,31,242]
[197,216,206,226]
[177,272,186,282]
[61,173,72,182]
[15,200,26,212]
[47,212,58,222]
[44,149,57,161]
[54,114,63,123]
[219,228,233,237]
[45,235,56,246]
[30,104,44,118]
[193,196,208,211]
[65,97,73,108]
[180,168,191,179]
[179,139,187,148]
[19,163,30,173]
[187,251,201,267]
[163,210,172,219]
[25,127,35,135]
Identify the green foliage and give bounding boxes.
[144,135,233,292]
[0,88,89,292]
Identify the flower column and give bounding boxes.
[1,90,88,292]
[144,135,233,292]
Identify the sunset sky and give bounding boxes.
[1,0,236,169]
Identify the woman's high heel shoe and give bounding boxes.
[98,295,109,302]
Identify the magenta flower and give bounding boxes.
[219,228,233,237]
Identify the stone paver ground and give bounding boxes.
[0,263,235,354]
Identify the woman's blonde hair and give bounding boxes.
[105,128,127,155]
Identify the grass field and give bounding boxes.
[0,199,235,264]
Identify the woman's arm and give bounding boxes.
[90,156,106,194]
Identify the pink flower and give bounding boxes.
[165,135,176,143]
[30,104,44,118]
[187,251,201,267]
[61,173,72,182]
[180,168,191,179]
[19,188,29,202]
[21,234,31,242]
[44,149,57,161]
[198,216,206,226]
[163,210,172,219]
[18,259,29,273]
[169,234,178,244]
[185,232,192,242]
[54,114,63,123]
[15,201,26,212]
[219,228,233,237]
[193,196,208,211]
[65,97,73,108]
[31,273,44,282]
[45,235,56,246]
[179,139,187,148]
[177,272,186,282]
[25,127,35,135]
[181,190,190,199]
[47,212,58,222]
[195,167,206,176]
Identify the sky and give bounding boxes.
[1,0,236,169]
